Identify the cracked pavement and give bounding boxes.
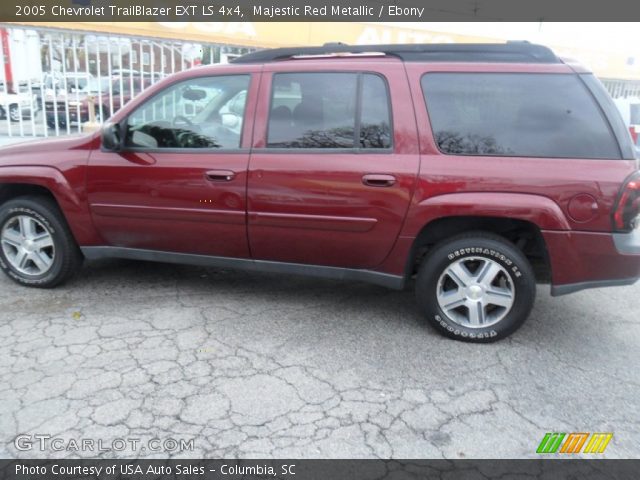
[0,259,639,459]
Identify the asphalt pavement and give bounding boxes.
[0,258,639,458]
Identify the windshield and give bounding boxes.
[66,76,89,91]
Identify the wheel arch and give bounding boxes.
[0,183,59,206]
[0,168,99,245]
[396,192,569,283]
[405,215,552,284]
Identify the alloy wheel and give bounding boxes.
[436,256,515,328]
[1,215,55,276]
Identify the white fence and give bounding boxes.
[601,78,640,100]
[0,24,253,138]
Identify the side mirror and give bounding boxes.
[102,122,122,151]
[182,87,207,101]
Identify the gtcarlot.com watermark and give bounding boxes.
[15,434,195,453]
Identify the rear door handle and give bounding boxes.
[362,174,396,187]
[205,170,236,182]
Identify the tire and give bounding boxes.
[416,232,536,343]
[46,119,66,129]
[0,196,82,288]
[9,104,20,122]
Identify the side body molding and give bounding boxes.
[81,246,406,290]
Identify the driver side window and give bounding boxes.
[125,75,250,150]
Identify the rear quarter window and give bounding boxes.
[421,73,621,159]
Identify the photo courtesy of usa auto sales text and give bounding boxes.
[15,464,295,476]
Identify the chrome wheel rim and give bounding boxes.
[9,106,19,122]
[1,215,55,276]
[436,256,515,328]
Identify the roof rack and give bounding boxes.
[231,42,559,64]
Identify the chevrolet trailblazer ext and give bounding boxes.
[1,43,639,342]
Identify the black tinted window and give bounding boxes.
[360,75,392,148]
[267,72,391,149]
[422,73,620,159]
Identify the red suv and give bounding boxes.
[1,43,639,342]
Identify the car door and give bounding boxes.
[86,72,258,258]
[247,62,420,269]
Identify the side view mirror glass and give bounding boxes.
[102,122,122,151]
[182,87,207,101]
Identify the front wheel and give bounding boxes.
[416,232,536,342]
[0,196,82,288]
[9,104,20,122]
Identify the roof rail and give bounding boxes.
[231,42,559,64]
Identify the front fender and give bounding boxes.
[0,165,100,245]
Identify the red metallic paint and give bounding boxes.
[567,193,599,223]
[85,150,252,257]
[1,57,640,291]
[247,60,420,268]
[542,230,640,286]
[0,135,101,244]
[84,68,262,258]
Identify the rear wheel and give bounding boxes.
[416,232,536,342]
[0,196,82,288]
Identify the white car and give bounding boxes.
[0,90,35,122]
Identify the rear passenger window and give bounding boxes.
[267,72,391,149]
[421,73,620,159]
[360,75,392,148]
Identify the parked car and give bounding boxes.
[1,42,640,342]
[45,76,142,127]
[0,89,35,121]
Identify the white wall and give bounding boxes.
[0,28,43,84]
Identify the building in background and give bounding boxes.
[1,21,640,138]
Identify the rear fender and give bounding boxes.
[402,192,571,235]
[374,192,569,279]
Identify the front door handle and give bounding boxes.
[362,174,396,187]
[205,170,236,182]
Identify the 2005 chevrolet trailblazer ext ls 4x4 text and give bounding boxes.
[1,42,640,342]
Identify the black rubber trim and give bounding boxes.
[81,246,405,290]
[579,73,636,161]
[551,277,638,296]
